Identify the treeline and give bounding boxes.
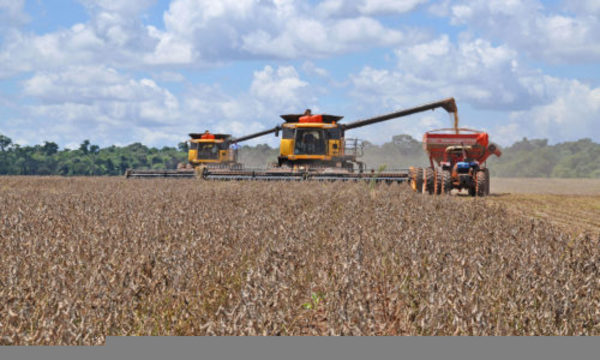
[487,138,600,178]
[1,133,599,177]
[238,135,600,178]
[0,134,186,176]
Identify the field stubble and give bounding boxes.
[489,178,600,236]
[1,177,600,344]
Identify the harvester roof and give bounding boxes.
[189,133,232,140]
[280,114,343,123]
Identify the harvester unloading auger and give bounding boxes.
[124,128,278,178]
[201,98,460,182]
[408,110,502,196]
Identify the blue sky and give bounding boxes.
[0,0,599,149]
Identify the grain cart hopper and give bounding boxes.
[201,98,459,182]
[124,128,278,178]
[408,119,502,196]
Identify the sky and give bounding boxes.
[0,0,599,149]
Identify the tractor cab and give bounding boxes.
[442,145,479,173]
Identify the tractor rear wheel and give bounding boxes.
[442,169,453,194]
[422,167,434,194]
[476,169,489,197]
[483,168,490,195]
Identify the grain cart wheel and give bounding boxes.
[433,169,443,195]
[422,167,434,194]
[442,169,453,194]
[476,170,488,197]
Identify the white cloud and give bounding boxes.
[17,66,182,146]
[152,71,186,83]
[12,64,315,147]
[351,35,541,110]
[0,0,28,32]
[78,0,157,16]
[302,61,329,78]
[346,35,600,144]
[0,0,424,77]
[565,0,600,16]
[501,80,600,144]
[146,0,420,62]
[0,2,159,79]
[317,0,427,17]
[445,0,600,63]
[250,65,310,109]
[241,16,410,58]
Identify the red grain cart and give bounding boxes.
[409,128,501,196]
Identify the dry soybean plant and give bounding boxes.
[0,177,599,344]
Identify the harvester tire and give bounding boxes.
[442,169,452,194]
[422,167,434,194]
[476,170,488,197]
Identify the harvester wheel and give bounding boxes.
[408,167,423,192]
[476,169,488,197]
[408,167,415,190]
[422,167,434,194]
[442,169,452,194]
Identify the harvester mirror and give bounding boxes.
[275,129,279,137]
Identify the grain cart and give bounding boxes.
[409,126,501,196]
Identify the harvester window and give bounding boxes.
[189,142,198,151]
[327,128,341,140]
[294,129,326,155]
[282,127,294,139]
[197,143,219,160]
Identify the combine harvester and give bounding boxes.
[408,111,502,196]
[201,98,459,182]
[124,129,276,178]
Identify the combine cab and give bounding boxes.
[409,127,501,196]
[201,98,461,182]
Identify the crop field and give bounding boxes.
[1,177,600,344]
[489,178,600,236]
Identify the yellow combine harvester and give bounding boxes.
[202,98,459,182]
[186,131,240,169]
[124,128,276,178]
